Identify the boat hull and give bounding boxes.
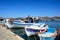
[25,23,49,36]
[5,23,33,29]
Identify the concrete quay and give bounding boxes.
[0,25,24,40]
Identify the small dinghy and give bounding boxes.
[38,28,57,40]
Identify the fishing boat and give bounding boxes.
[38,28,57,40]
[25,23,49,36]
[5,19,34,28]
[5,19,42,29]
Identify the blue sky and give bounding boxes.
[0,0,60,18]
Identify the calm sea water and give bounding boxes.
[10,21,60,40]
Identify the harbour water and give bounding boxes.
[10,21,60,40]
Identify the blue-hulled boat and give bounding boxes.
[38,28,57,40]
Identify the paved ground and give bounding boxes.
[0,25,24,40]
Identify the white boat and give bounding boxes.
[25,23,49,36]
[38,28,56,40]
[5,19,34,28]
[5,19,42,29]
